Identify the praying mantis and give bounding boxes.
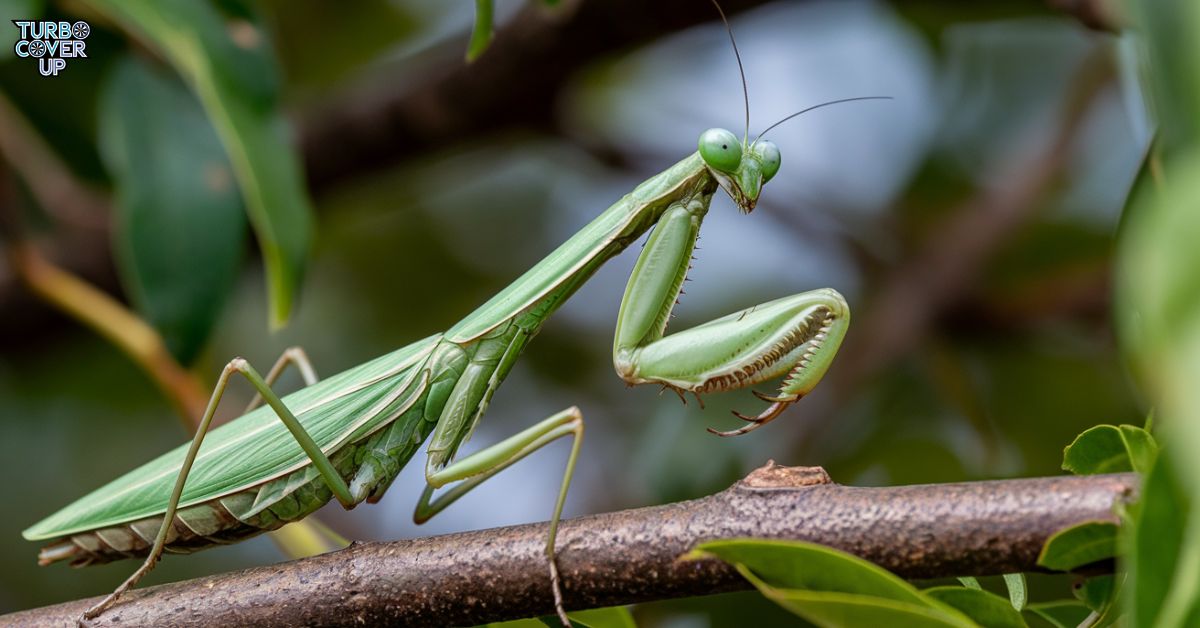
[22,8,887,625]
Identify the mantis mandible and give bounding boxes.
[23,8,886,624]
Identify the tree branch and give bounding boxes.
[298,0,777,195]
[5,464,1137,627]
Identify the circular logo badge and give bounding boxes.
[71,21,90,39]
[27,39,46,57]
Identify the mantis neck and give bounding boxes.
[444,152,716,344]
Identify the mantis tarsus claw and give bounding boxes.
[732,409,765,422]
[710,400,795,437]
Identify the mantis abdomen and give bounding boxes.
[38,393,433,566]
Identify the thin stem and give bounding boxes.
[0,90,107,229]
[6,243,208,429]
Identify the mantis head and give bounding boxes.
[699,2,888,213]
[698,128,780,213]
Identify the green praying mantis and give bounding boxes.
[22,7,888,625]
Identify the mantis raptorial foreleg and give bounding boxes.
[82,357,357,621]
[613,199,850,436]
[415,407,584,626]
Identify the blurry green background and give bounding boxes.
[0,0,1148,624]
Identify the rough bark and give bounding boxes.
[5,464,1137,627]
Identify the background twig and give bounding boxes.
[4,465,1137,627]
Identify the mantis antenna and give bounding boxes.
[710,0,750,141]
[754,96,894,144]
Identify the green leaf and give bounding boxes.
[1126,449,1193,627]
[1117,1,1200,621]
[689,540,974,626]
[1071,576,1122,628]
[923,586,1027,628]
[83,0,314,328]
[484,619,545,628]
[689,539,930,606]
[0,0,44,62]
[1023,601,1091,628]
[561,607,636,628]
[481,606,634,628]
[1120,425,1160,474]
[1073,574,1114,613]
[740,568,974,628]
[1061,424,1157,475]
[956,576,982,590]
[98,56,246,364]
[467,0,494,62]
[1003,573,1027,611]
[1126,0,1200,155]
[1117,149,1200,627]
[1036,521,1118,571]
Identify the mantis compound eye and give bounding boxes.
[698,128,742,173]
[757,140,781,182]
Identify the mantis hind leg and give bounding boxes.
[243,346,319,412]
[242,347,351,560]
[415,406,584,627]
[613,202,850,436]
[81,357,357,623]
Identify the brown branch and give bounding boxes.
[1044,0,1124,31]
[0,0,1128,322]
[4,465,1137,627]
[299,0,1127,194]
[817,45,1117,410]
[298,0,779,194]
[0,91,109,230]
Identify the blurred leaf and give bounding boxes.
[1116,144,1200,628]
[1073,574,1114,613]
[98,57,246,364]
[1117,0,1200,617]
[1125,449,1194,627]
[923,586,1026,627]
[560,607,636,628]
[1003,573,1027,610]
[0,0,44,62]
[1023,601,1091,628]
[1036,521,1118,571]
[1061,424,1157,475]
[83,0,314,328]
[266,514,347,559]
[467,0,493,62]
[689,539,974,626]
[957,576,982,590]
[485,619,545,628]
[1126,0,1200,155]
[263,0,418,88]
[486,607,635,628]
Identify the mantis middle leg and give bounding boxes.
[241,347,350,555]
[613,201,849,436]
[414,407,583,626]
